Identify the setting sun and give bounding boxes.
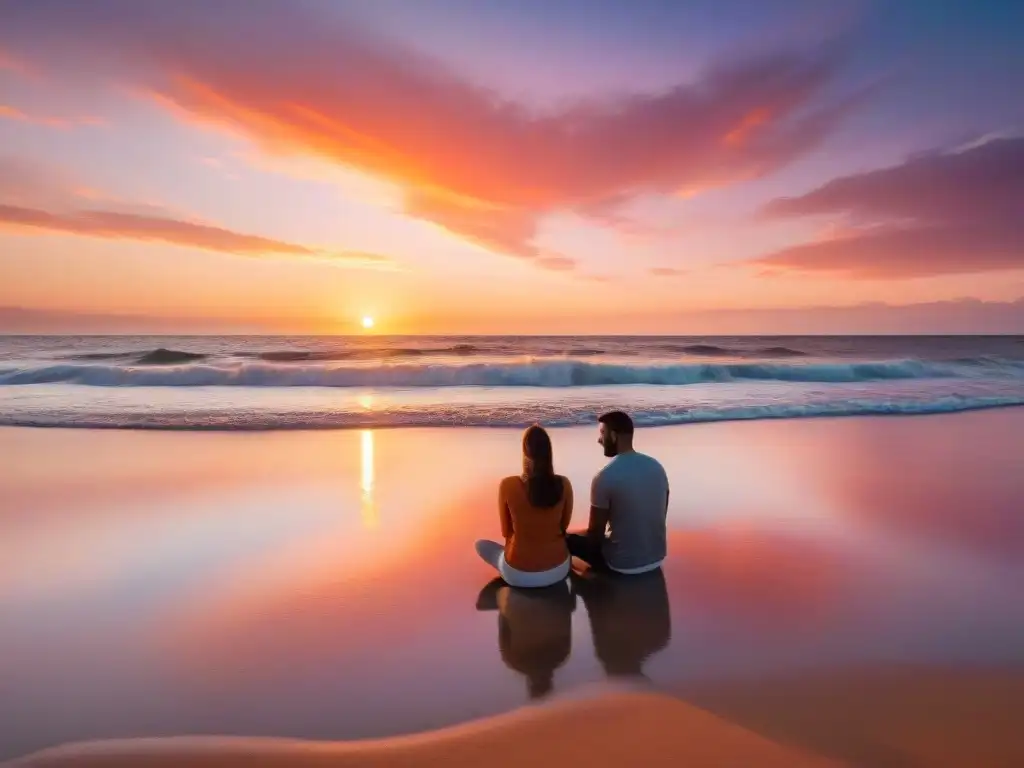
[362,316,375,330]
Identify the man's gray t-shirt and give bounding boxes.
[591,451,669,572]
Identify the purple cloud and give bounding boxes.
[756,136,1024,278]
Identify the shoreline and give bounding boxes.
[4,397,1024,432]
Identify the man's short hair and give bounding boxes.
[598,410,634,435]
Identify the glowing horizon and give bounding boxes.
[1,1,1023,334]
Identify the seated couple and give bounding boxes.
[475,411,669,587]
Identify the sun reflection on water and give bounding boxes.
[360,429,377,529]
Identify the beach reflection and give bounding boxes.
[475,570,672,697]
[477,579,575,698]
[360,429,377,529]
[573,569,671,678]
[3,412,1024,762]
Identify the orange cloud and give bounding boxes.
[403,189,577,271]
[150,57,845,264]
[722,107,772,147]
[0,1,855,269]
[0,202,397,267]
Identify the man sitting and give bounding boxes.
[567,411,669,575]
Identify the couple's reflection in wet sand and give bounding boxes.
[476,568,672,698]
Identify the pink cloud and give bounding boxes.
[0,0,856,270]
[756,137,1024,278]
[754,221,1024,278]
[764,137,1023,223]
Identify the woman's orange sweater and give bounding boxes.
[498,475,573,571]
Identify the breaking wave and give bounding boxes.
[65,345,490,364]
[51,342,823,366]
[4,357,1024,388]
[668,343,807,357]
[69,348,208,364]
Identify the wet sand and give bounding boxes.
[9,688,837,768]
[2,410,1024,765]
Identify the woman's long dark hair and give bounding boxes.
[521,425,563,507]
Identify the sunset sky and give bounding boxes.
[1,0,1023,334]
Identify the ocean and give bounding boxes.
[2,335,1024,430]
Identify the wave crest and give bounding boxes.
[54,341,823,365]
[3,357,1023,388]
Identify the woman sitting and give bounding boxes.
[475,425,573,588]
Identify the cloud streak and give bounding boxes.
[755,136,1024,278]
[0,202,396,267]
[0,154,396,267]
[0,0,855,270]
[0,103,102,128]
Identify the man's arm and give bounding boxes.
[662,463,671,516]
[586,505,609,543]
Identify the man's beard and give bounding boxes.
[603,442,617,458]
